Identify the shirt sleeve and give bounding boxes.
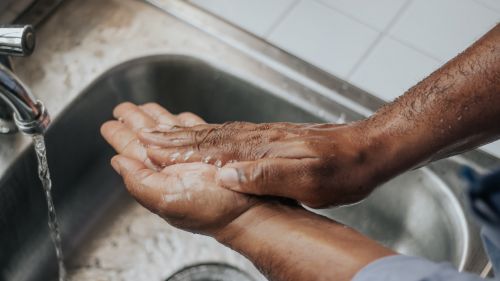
[352,255,493,281]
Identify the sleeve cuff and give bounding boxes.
[352,255,488,281]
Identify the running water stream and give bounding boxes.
[33,135,67,281]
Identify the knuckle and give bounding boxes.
[114,102,134,114]
[177,112,193,118]
[192,129,210,149]
[196,127,223,147]
[117,101,134,109]
[249,162,270,190]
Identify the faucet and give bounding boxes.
[0,25,49,135]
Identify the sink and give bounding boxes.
[0,55,490,280]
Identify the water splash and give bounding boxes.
[202,156,212,164]
[33,135,66,281]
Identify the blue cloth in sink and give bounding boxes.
[353,167,500,281]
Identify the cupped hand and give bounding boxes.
[136,105,383,208]
[101,102,258,235]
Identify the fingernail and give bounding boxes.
[217,168,240,189]
[111,157,121,175]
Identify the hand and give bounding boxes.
[100,102,395,281]
[138,112,384,208]
[101,102,258,235]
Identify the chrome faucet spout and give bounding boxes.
[0,64,50,134]
[0,25,49,135]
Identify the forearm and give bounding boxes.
[359,24,500,180]
[216,203,395,281]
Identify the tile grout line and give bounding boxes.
[346,0,414,79]
[263,0,302,39]
[315,0,381,33]
[387,35,444,63]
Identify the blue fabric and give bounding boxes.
[462,167,500,228]
[353,167,500,281]
[464,167,500,277]
[352,255,492,281]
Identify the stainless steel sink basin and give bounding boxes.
[0,55,492,280]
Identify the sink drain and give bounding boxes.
[166,263,256,281]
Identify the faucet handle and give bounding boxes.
[0,25,35,57]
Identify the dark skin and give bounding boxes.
[102,104,395,281]
[137,24,500,208]
[101,24,499,281]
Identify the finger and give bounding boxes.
[111,155,171,213]
[147,146,232,167]
[147,147,201,166]
[113,102,156,131]
[177,112,206,126]
[139,103,180,127]
[138,126,212,147]
[216,158,323,207]
[100,120,147,162]
[111,155,217,219]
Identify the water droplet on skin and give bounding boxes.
[465,106,469,111]
[439,118,444,123]
[163,193,184,203]
[214,159,222,168]
[136,139,145,147]
[336,113,346,124]
[202,156,212,164]
[448,125,452,129]
[457,115,462,121]
[183,150,194,161]
[169,152,180,161]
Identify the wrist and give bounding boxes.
[349,119,409,184]
[215,200,396,281]
[214,201,302,245]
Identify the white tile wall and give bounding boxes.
[267,0,379,78]
[318,0,409,31]
[350,37,441,101]
[388,0,499,62]
[190,0,297,37]
[189,0,500,158]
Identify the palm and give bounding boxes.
[138,162,256,234]
[101,102,258,235]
